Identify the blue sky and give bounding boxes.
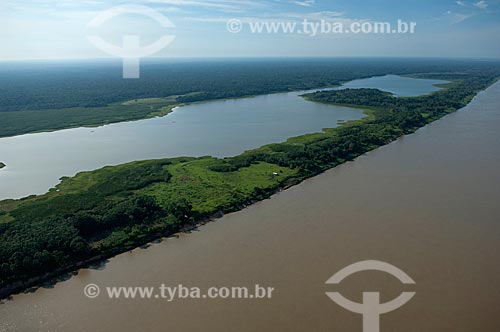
[1,0,500,60]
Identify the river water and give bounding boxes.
[0,75,445,200]
[1,78,499,331]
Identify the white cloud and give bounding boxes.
[473,0,488,9]
[291,0,315,7]
[446,10,475,23]
[145,0,268,12]
[456,0,467,6]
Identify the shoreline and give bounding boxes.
[0,190,292,300]
[0,210,226,300]
[0,74,447,140]
[0,73,408,140]
[0,85,338,140]
[0,103,181,140]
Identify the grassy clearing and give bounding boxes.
[140,158,297,215]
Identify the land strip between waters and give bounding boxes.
[0,71,499,299]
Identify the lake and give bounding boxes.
[0,75,445,200]
[340,74,445,96]
[0,79,498,331]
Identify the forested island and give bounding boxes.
[0,63,499,298]
[0,163,5,169]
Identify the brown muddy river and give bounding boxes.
[1,81,500,331]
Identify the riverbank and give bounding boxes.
[0,73,451,140]
[0,211,242,299]
[0,72,440,140]
[0,84,346,139]
[0,83,366,201]
[0,97,181,139]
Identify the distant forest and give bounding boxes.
[2,58,499,112]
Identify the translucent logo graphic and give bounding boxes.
[326,260,416,332]
[87,5,176,79]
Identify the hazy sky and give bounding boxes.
[2,0,500,60]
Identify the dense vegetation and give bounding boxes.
[0,158,294,292]
[0,58,453,112]
[0,60,499,297]
[2,58,499,137]
[0,97,178,138]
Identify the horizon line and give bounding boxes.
[2,55,500,63]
